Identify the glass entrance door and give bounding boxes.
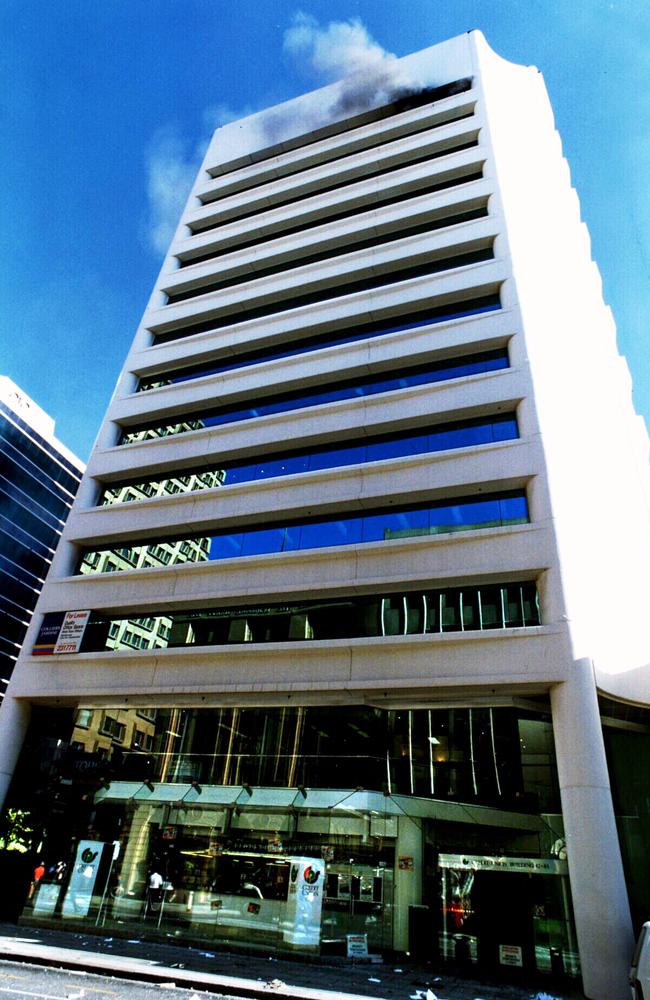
[321,862,393,953]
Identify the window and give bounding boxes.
[152,245,494,342]
[102,413,517,505]
[200,81,473,201]
[123,348,507,445]
[142,286,493,391]
[75,709,93,729]
[191,110,477,236]
[80,490,529,575]
[132,729,153,752]
[89,582,540,652]
[168,203,489,305]
[99,714,126,743]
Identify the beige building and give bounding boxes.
[1,32,650,1000]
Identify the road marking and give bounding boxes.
[0,988,73,1000]
[0,987,116,1000]
[76,991,117,997]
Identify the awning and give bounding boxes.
[94,781,545,830]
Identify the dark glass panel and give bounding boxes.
[461,589,480,631]
[478,586,504,629]
[440,591,462,632]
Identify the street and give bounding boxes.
[0,963,239,1000]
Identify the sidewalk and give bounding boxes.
[0,923,580,1000]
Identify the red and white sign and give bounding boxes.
[53,610,91,654]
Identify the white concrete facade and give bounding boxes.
[1,32,649,999]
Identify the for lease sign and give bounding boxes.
[53,610,91,654]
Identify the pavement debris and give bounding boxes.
[0,920,582,1000]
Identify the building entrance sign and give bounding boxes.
[438,853,568,876]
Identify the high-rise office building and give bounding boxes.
[0,377,83,692]
[0,32,649,999]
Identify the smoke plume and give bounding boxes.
[144,16,424,253]
[144,126,199,255]
[283,13,420,116]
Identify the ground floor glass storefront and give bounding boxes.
[11,703,578,978]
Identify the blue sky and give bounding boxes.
[1,0,649,461]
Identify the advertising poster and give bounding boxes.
[33,611,92,656]
[284,857,325,946]
[62,841,109,917]
[32,613,65,655]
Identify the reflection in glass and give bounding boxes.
[102,415,517,505]
[121,350,509,445]
[79,491,529,577]
[65,702,556,809]
[71,583,538,654]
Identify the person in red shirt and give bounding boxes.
[28,861,45,900]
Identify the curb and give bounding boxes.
[0,940,385,1000]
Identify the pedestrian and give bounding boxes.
[147,870,163,914]
[28,860,46,899]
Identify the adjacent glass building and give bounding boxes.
[1,33,649,1000]
[0,377,83,692]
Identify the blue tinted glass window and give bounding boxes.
[492,418,518,442]
[241,526,286,557]
[104,414,519,510]
[282,525,302,551]
[429,498,501,530]
[142,294,497,390]
[210,533,244,559]
[122,351,510,445]
[82,491,528,574]
[500,495,529,522]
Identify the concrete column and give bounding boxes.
[119,804,155,896]
[550,658,634,999]
[0,697,32,813]
[392,814,422,952]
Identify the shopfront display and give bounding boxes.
[13,703,578,978]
